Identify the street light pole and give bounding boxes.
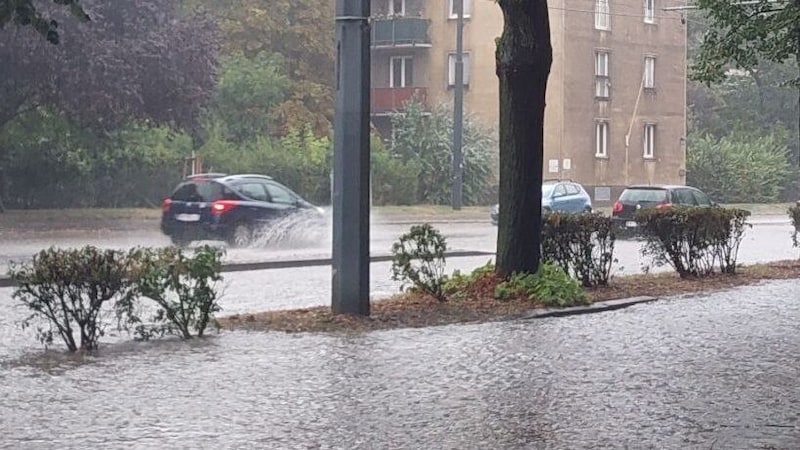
[332,0,371,316]
[452,0,464,210]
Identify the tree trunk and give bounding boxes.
[495,0,553,277]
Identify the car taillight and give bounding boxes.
[612,201,623,214]
[161,198,172,213]
[656,201,672,209]
[211,200,238,215]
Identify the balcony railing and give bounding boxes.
[371,17,431,48]
[371,87,427,114]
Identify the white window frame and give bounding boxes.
[595,121,609,158]
[595,51,610,99]
[389,0,405,16]
[448,52,471,86]
[644,56,656,89]
[448,0,472,19]
[643,123,656,159]
[595,0,610,30]
[389,56,413,88]
[644,0,655,23]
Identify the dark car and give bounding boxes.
[160,173,324,247]
[490,180,592,225]
[611,185,715,233]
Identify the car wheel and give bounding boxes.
[228,223,252,248]
[584,206,593,214]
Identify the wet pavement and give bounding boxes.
[2,280,800,448]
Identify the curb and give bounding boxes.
[521,296,658,319]
[0,250,496,289]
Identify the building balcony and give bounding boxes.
[371,17,431,49]
[371,87,427,114]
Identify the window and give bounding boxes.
[389,0,405,16]
[448,52,471,86]
[235,182,269,202]
[265,182,297,205]
[566,184,581,195]
[672,189,698,206]
[172,181,229,202]
[595,0,610,30]
[644,0,655,23]
[553,184,568,197]
[644,56,655,89]
[595,51,610,98]
[692,190,712,207]
[643,123,656,158]
[390,56,413,87]
[448,0,472,18]
[595,121,609,158]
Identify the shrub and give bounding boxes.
[494,263,588,307]
[541,212,617,287]
[443,260,496,299]
[121,245,224,340]
[10,247,136,352]
[391,224,448,301]
[789,206,800,249]
[637,207,751,278]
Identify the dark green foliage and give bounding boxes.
[9,246,136,352]
[789,205,800,248]
[686,131,792,203]
[391,224,448,301]
[389,99,496,206]
[541,212,617,287]
[637,207,751,278]
[0,0,89,44]
[494,263,588,307]
[120,246,224,340]
[371,136,422,206]
[443,260,496,299]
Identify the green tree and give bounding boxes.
[692,0,800,161]
[389,100,495,206]
[0,0,88,44]
[495,0,553,277]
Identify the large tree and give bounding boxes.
[0,0,219,133]
[693,0,800,161]
[495,0,553,277]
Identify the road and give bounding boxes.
[1,280,799,448]
[0,215,796,312]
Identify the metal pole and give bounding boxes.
[452,0,464,210]
[332,0,371,316]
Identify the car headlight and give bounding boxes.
[315,206,325,215]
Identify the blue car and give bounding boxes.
[160,173,324,247]
[490,180,593,225]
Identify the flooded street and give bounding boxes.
[2,281,800,448]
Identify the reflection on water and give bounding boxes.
[2,281,800,448]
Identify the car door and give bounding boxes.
[551,183,568,212]
[230,181,275,224]
[565,183,583,212]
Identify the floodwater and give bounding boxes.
[1,280,800,448]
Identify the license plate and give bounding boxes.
[175,214,200,222]
[626,221,637,228]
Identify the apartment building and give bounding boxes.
[369,0,687,204]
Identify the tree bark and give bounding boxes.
[495,0,553,277]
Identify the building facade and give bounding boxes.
[369,0,687,204]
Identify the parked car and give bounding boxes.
[611,185,715,233]
[490,180,593,225]
[160,173,324,247]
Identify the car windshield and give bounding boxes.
[620,188,667,203]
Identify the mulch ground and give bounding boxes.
[217,260,800,334]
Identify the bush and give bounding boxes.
[637,207,751,278]
[121,246,224,340]
[443,260,496,299]
[371,136,421,205]
[541,212,617,287]
[790,206,800,249]
[686,130,791,203]
[10,247,137,352]
[391,224,448,301]
[494,263,588,307]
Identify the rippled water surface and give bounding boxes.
[2,281,800,449]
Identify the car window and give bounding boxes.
[265,182,297,205]
[619,188,667,203]
[673,189,698,206]
[692,190,712,206]
[234,182,269,202]
[565,184,581,195]
[172,181,227,202]
[553,184,568,197]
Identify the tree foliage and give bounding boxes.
[389,100,496,206]
[0,0,88,44]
